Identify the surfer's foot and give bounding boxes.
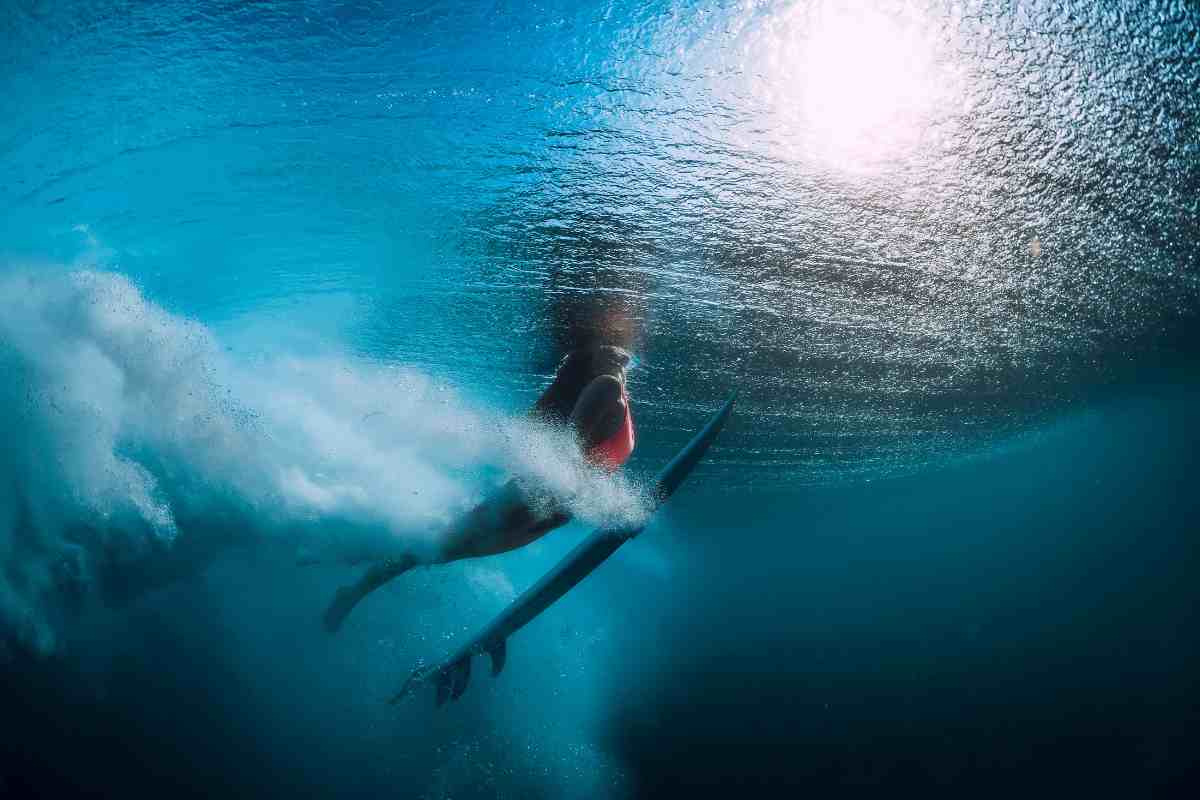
[323,585,362,633]
[322,557,416,634]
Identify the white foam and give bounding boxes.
[0,266,648,653]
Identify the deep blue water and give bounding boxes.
[2,1,1198,797]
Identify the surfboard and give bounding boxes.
[391,395,736,706]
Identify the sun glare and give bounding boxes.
[757,1,946,170]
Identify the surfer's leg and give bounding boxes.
[439,480,572,561]
[323,555,417,633]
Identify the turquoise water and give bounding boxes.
[2,1,1198,796]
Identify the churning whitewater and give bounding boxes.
[0,265,647,655]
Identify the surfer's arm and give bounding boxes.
[569,374,625,449]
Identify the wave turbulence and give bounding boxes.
[0,267,645,656]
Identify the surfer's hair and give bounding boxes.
[533,345,631,424]
[586,344,631,375]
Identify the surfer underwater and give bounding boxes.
[319,266,732,705]
[322,343,636,632]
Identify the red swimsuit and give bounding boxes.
[584,388,635,471]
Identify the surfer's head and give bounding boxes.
[533,344,632,423]
[587,344,631,385]
[552,344,631,390]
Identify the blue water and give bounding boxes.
[2,1,1198,797]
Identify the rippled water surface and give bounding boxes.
[2,2,1198,798]
[6,0,1197,484]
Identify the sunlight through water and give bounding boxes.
[1,0,1199,796]
[755,0,957,170]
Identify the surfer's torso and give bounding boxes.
[443,346,635,561]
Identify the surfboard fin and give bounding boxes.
[487,639,507,676]
[392,655,475,707]
[449,656,471,700]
